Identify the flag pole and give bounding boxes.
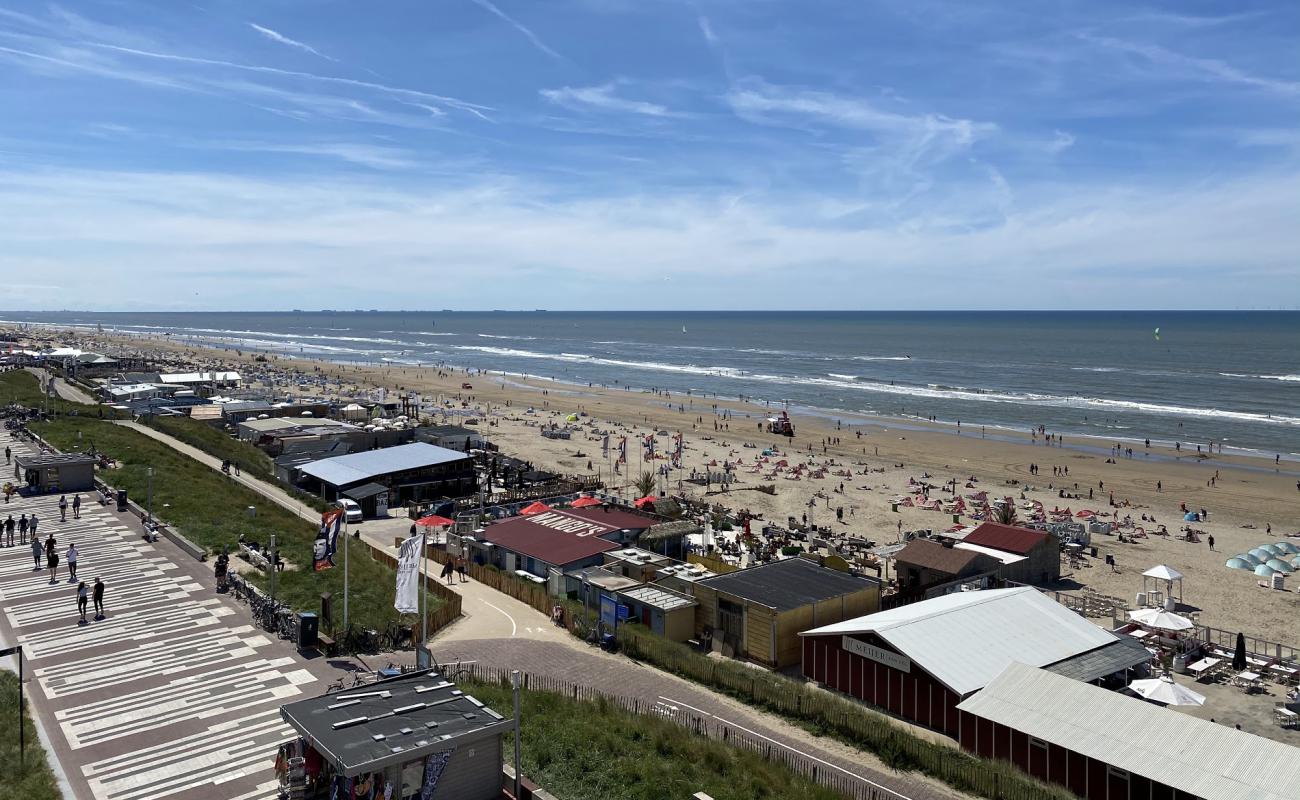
[343,515,349,630]
[420,530,428,658]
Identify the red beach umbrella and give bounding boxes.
[415,515,456,527]
[570,497,602,508]
[520,501,551,515]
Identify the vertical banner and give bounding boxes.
[419,751,454,799]
[394,535,422,613]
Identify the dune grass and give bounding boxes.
[0,669,61,800]
[464,680,842,800]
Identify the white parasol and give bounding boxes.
[1129,674,1205,706]
[1128,607,1194,632]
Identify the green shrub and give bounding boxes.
[0,669,60,800]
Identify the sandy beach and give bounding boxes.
[15,326,1300,644]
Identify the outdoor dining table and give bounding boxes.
[1129,629,1151,640]
[1188,657,1221,678]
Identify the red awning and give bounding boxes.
[520,501,551,516]
[415,515,455,527]
[570,497,602,508]
[633,495,658,508]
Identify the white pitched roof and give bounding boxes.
[299,442,468,487]
[957,662,1300,800]
[158,371,241,384]
[954,541,1027,565]
[1142,564,1184,580]
[801,587,1116,696]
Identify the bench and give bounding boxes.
[316,633,336,655]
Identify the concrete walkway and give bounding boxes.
[25,367,98,405]
[113,421,970,800]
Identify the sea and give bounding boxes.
[5,311,1298,459]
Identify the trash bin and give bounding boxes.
[116,488,128,512]
[297,612,319,649]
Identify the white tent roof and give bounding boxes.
[1143,564,1185,581]
[801,587,1117,696]
[299,442,468,487]
[958,662,1300,800]
[1128,607,1194,632]
[1128,674,1205,706]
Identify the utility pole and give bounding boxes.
[512,670,522,800]
[146,467,153,525]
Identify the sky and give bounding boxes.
[0,0,1298,311]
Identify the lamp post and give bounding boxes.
[146,467,153,525]
[511,670,522,800]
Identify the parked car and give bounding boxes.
[336,498,363,523]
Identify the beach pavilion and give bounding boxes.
[1141,564,1184,608]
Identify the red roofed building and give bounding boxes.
[472,506,659,581]
[963,522,1060,585]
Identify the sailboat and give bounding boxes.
[682,325,687,334]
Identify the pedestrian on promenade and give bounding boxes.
[47,537,60,584]
[457,555,468,583]
[31,536,43,570]
[19,513,28,542]
[72,493,81,519]
[59,495,68,521]
[93,578,105,619]
[77,581,89,623]
[440,558,454,584]
[4,514,13,547]
[67,542,79,581]
[3,445,9,464]
[29,512,38,540]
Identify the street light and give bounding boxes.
[511,670,522,800]
[146,467,153,525]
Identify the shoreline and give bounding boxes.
[8,324,1300,642]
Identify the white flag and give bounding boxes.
[395,534,424,613]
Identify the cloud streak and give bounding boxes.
[1083,34,1300,97]
[249,23,338,63]
[469,0,562,60]
[541,83,671,116]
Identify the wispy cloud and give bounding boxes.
[468,0,562,60]
[1083,34,1300,97]
[248,23,338,63]
[217,141,416,169]
[541,83,672,116]
[698,16,718,45]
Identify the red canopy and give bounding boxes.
[570,497,602,508]
[415,515,455,527]
[634,495,658,508]
[520,501,551,516]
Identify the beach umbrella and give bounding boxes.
[1265,558,1294,573]
[1291,556,1300,569]
[1234,552,1261,566]
[570,496,602,508]
[634,495,659,509]
[1128,674,1205,707]
[1233,632,1248,672]
[1253,564,1276,577]
[415,515,455,528]
[1249,547,1275,561]
[1225,558,1251,570]
[1274,542,1299,555]
[1257,543,1282,556]
[1183,512,1198,522]
[1128,607,1194,632]
[520,501,551,516]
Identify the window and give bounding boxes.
[1029,736,1048,751]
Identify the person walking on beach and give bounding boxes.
[1207,534,1215,551]
[46,534,59,584]
[92,577,105,619]
[31,536,43,570]
[72,493,81,519]
[77,581,89,623]
[59,494,68,521]
[66,542,78,581]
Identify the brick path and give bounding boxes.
[0,429,340,800]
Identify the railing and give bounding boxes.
[1193,624,1298,663]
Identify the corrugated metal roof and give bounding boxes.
[158,371,240,383]
[963,522,1050,555]
[618,584,697,611]
[801,587,1117,696]
[697,558,879,611]
[1042,636,1151,683]
[956,662,1300,800]
[299,443,469,487]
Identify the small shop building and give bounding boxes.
[296,443,476,510]
[473,513,622,586]
[956,661,1300,800]
[278,669,513,800]
[800,587,1149,738]
[13,453,97,492]
[613,583,697,642]
[691,557,881,668]
[960,522,1061,585]
[892,538,1000,598]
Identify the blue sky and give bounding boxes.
[0,0,1298,310]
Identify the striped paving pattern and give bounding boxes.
[0,431,319,800]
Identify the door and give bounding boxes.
[718,598,744,652]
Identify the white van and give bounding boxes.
[336,498,363,523]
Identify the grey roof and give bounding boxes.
[280,670,512,778]
[299,443,469,488]
[957,662,1300,800]
[1043,636,1151,683]
[618,583,697,611]
[801,587,1117,696]
[342,482,389,501]
[697,558,878,611]
[15,453,97,468]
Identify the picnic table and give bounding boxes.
[1234,671,1264,692]
[1188,657,1221,679]
[1128,629,1151,640]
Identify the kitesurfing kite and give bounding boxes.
[1153,327,1160,341]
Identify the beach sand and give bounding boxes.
[19,327,1300,644]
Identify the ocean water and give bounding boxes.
[6,311,1298,457]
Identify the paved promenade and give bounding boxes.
[0,429,333,800]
